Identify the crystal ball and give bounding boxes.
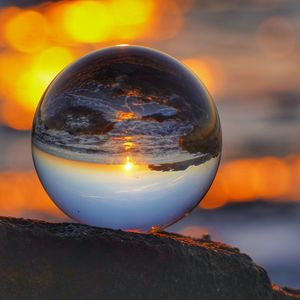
[32,45,222,232]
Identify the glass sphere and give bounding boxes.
[32,45,221,232]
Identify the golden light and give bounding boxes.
[111,0,154,25]
[44,1,79,45]
[0,0,194,131]
[15,47,74,111]
[0,102,33,131]
[0,171,65,219]
[117,112,136,121]
[0,51,29,94]
[0,6,21,47]
[146,0,183,41]
[124,141,133,151]
[4,10,49,53]
[124,157,134,171]
[62,1,113,43]
[33,47,74,82]
[200,172,228,209]
[254,157,291,199]
[182,57,225,98]
[110,0,154,40]
[0,51,36,128]
[201,155,300,209]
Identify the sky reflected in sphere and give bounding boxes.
[32,45,221,232]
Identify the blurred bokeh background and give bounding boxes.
[0,0,299,288]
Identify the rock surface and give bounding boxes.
[0,216,299,300]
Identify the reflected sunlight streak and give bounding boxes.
[124,157,134,172]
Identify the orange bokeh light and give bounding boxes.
[0,171,65,219]
[62,1,113,43]
[0,6,21,47]
[148,1,183,41]
[16,46,74,110]
[111,0,154,25]
[183,57,225,98]
[111,0,155,40]
[0,102,33,131]
[200,156,300,209]
[0,0,192,131]
[4,10,49,53]
[0,45,75,128]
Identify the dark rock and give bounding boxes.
[0,216,298,300]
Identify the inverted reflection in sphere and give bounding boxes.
[32,46,222,232]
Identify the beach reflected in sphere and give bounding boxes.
[32,45,221,232]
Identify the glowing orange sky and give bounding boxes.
[0,0,197,130]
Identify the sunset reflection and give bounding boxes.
[1,154,299,220]
[124,156,134,172]
[32,146,219,231]
[124,141,133,151]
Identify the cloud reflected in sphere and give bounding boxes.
[32,45,221,232]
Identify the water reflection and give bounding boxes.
[33,146,219,232]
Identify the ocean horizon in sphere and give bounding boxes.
[32,45,222,233]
